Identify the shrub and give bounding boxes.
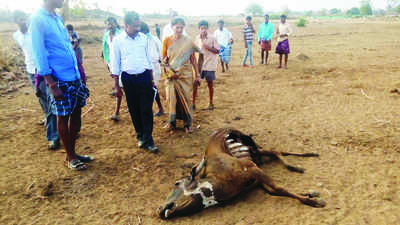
[296,17,307,27]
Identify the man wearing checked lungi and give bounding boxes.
[214,20,234,73]
[30,0,93,171]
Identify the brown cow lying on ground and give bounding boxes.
[158,128,326,219]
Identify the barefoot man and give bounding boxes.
[276,15,292,69]
[258,14,274,65]
[195,20,220,110]
[214,19,233,73]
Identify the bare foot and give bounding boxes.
[185,127,193,133]
[284,65,288,69]
[110,113,119,122]
[276,65,282,69]
[163,123,175,129]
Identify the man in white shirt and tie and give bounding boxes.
[111,11,158,153]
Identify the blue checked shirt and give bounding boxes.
[30,8,80,82]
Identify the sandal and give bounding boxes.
[77,154,94,163]
[68,159,87,171]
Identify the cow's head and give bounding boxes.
[158,176,218,219]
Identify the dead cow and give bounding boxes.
[158,128,326,219]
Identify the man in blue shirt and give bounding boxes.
[258,14,274,65]
[30,0,92,171]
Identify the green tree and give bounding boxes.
[360,0,373,15]
[329,8,341,15]
[245,3,264,17]
[347,7,361,16]
[305,10,313,17]
[318,8,329,16]
[69,0,87,18]
[387,0,400,10]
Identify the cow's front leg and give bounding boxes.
[249,167,326,208]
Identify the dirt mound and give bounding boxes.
[296,53,311,61]
[0,47,27,95]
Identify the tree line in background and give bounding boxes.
[0,0,400,22]
[245,0,400,18]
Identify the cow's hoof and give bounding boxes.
[303,198,326,208]
[315,199,326,208]
[287,165,305,173]
[301,190,320,198]
[308,190,320,198]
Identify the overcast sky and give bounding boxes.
[1,0,388,15]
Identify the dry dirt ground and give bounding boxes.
[1,19,400,225]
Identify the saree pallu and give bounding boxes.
[164,36,199,128]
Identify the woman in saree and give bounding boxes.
[162,18,201,133]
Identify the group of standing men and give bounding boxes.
[242,14,293,69]
[13,0,292,171]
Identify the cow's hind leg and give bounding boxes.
[259,148,319,157]
[250,167,326,208]
[258,149,316,173]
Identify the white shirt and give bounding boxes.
[277,23,293,42]
[161,23,188,42]
[13,30,35,74]
[107,34,114,68]
[213,28,233,48]
[111,31,153,76]
[147,34,162,63]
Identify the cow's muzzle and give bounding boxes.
[158,202,176,219]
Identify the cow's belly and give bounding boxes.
[207,156,257,200]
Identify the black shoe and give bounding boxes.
[48,139,60,150]
[76,154,94,163]
[143,145,159,153]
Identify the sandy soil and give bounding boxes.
[1,19,400,225]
